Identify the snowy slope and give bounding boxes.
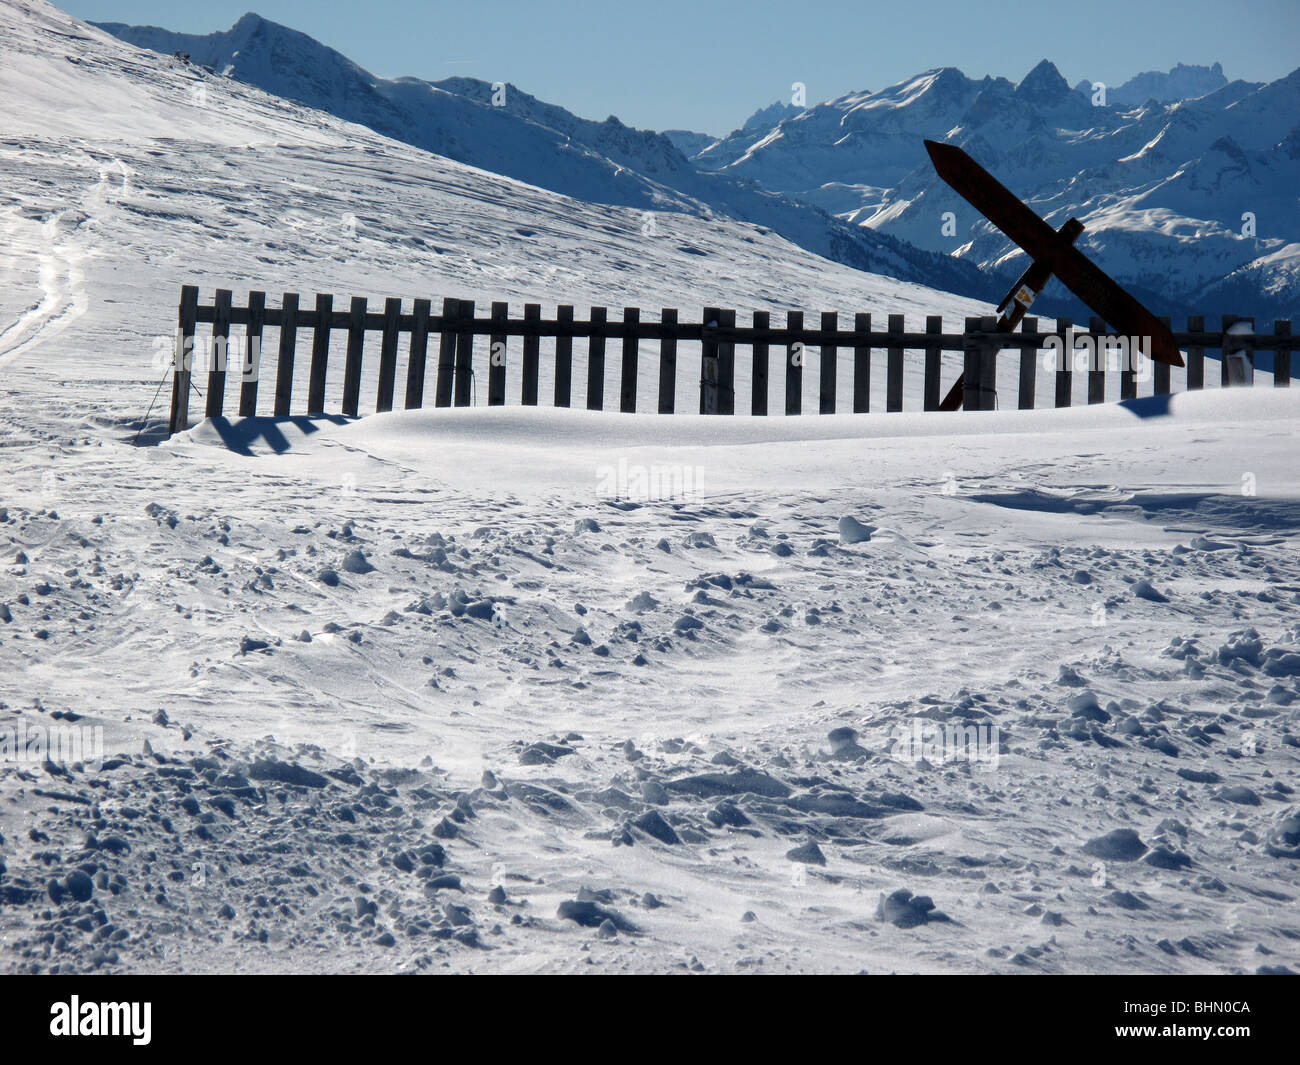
[697,61,1300,321]
[1,1,1298,977]
[93,12,996,303]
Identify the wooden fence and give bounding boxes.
[167,285,1294,435]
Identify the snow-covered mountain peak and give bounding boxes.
[742,100,801,131]
[1015,59,1072,106]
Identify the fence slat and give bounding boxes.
[586,307,607,410]
[273,292,299,417]
[978,315,998,410]
[1186,314,1204,390]
[435,297,457,408]
[887,314,905,412]
[404,298,431,410]
[620,307,639,413]
[1018,316,1037,410]
[854,313,871,413]
[752,311,769,416]
[170,284,199,434]
[239,290,266,417]
[719,309,736,415]
[1275,320,1291,387]
[820,311,837,414]
[923,315,941,411]
[488,301,509,406]
[521,304,541,405]
[343,296,367,416]
[376,297,401,413]
[785,311,803,415]
[1154,317,1171,395]
[454,299,475,407]
[962,316,981,412]
[1132,319,1160,400]
[307,293,332,414]
[701,306,720,414]
[554,305,574,407]
[657,309,677,413]
[1054,316,1073,407]
[205,288,232,419]
[1088,316,1105,404]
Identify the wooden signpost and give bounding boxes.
[924,139,1184,410]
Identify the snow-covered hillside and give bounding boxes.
[1,1,1298,977]
[93,12,995,304]
[696,61,1300,322]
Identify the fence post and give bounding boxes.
[819,311,837,414]
[978,314,998,410]
[785,310,803,415]
[205,288,232,419]
[1153,317,1171,396]
[273,292,299,417]
[308,292,333,414]
[752,311,770,416]
[453,299,475,407]
[586,306,607,410]
[658,308,677,413]
[620,307,639,413]
[405,298,431,410]
[1186,314,1204,390]
[434,297,458,408]
[887,314,905,412]
[1275,320,1292,387]
[488,301,509,406]
[854,313,872,413]
[521,303,541,405]
[239,290,266,417]
[1054,316,1073,407]
[343,296,367,416]
[169,285,199,435]
[922,315,941,411]
[700,306,720,414]
[718,309,736,415]
[1018,316,1037,410]
[962,316,981,411]
[554,304,574,407]
[1222,314,1254,386]
[1087,316,1105,404]
[1133,319,1161,399]
[376,297,401,413]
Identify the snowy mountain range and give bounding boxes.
[94,13,1299,322]
[1074,62,1228,108]
[94,12,994,306]
[690,61,1300,322]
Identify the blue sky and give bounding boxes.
[61,0,1300,135]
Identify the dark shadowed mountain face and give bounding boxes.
[95,13,998,305]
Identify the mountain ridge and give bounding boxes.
[94,13,1298,321]
[95,12,1000,306]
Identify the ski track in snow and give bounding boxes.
[0,1,1297,975]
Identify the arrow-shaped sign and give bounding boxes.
[925,139,1183,369]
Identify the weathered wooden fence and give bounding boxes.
[167,285,1294,435]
